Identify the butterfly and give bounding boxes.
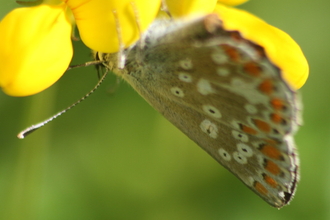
[98,13,300,208]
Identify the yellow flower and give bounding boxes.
[165,0,218,17]
[0,0,161,96]
[166,0,308,90]
[166,0,248,17]
[217,0,249,6]
[0,0,308,97]
[66,0,161,53]
[214,4,308,89]
[0,3,73,96]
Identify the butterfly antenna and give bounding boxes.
[68,60,103,70]
[160,0,171,17]
[112,10,126,69]
[130,2,145,50]
[17,68,108,139]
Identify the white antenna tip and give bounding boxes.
[17,132,25,139]
[17,124,42,139]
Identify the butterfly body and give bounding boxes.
[96,14,300,208]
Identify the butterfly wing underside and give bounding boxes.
[104,14,300,208]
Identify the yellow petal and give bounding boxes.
[0,4,73,96]
[217,0,248,6]
[214,4,308,90]
[166,0,217,17]
[65,0,161,53]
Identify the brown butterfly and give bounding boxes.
[94,14,300,208]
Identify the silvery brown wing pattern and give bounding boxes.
[96,14,300,208]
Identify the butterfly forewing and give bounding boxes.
[100,14,300,208]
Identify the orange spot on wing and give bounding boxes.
[254,181,268,195]
[264,139,280,145]
[252,44,266,58]
[259,144,283,161]
[270,113,284,124]
[244,62,262,77]
[253,119,271,133]
[263,174,278,188]
[230,31,242,41]
[240,124,258,135]
[259,79,274,94]
[264,160,281,175]
[221,44,240,62]
[270,98,286,111]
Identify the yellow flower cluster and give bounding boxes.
[0,0,308,96]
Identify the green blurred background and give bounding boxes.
[0,0,329,219]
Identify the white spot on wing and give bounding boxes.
[211,51,228,65]
[217,67,230,76]
[220,77,268,104]
[233,151,248,164]
[244,104,258,114]
[170,87,184,97]
[179,58,193,70]
[232,130,249,142]
[178,72,192,83]
[200,119,218,139]
[218,148,231,161]
[237,143,253,157]
[248,176,255,186]
[202,105,222,118]
[197,79,215,95]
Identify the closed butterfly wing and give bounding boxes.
[99,14,300,208]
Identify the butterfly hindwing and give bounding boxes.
[100,14,300,208]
